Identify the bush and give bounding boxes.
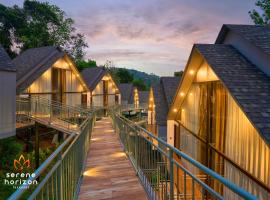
[0,137,23,170]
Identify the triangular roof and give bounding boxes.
[216,24,270,55]
[160,77,181,107]
[81,67,109,91]
[0,45,16,72]
[169,43,270,146]
[12,46,87,94]
[153,77,180,126]
[118,83,134,103]
[138,91,149,105]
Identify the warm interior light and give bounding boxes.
[103,76,109,81]
[182,109,185,112]
[189,70,194,75]
[173,108,177,112]
[180,92,185,96]
[189,93,193,96]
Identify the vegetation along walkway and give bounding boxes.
[78,117,147,200]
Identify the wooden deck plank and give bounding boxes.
[78,117,147,200]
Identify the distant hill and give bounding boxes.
[107,67,159,90]
[76,60,160,89]
[127,69,159,86]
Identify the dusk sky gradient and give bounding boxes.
[2,0,256,76]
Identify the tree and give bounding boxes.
[132,78,148,91]
[116,68,134,83]
[249,0,270,25]
[0,0,88,60]
[174,71,183,77]
[76,59,97,71]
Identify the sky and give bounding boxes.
[1,0,256,76]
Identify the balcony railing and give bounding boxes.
[9,112,95,200]
[16,96,90,134]
[110,112,257,200]
[10,106,258,200]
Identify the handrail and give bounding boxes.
[9,110,96,200]
[17,96,90,116]
[112,112,258,200]
[8,133,76,199]
[16,96,90,132]
[25,96,90,115]
[175,120,270,192]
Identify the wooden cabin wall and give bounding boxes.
[224,93,270,199]
[28,68,52,101]
[92,81,103,107]
[173,79,270,198]
[28,68,52,114]
[92,78,120,107]
[107,79,117,106]
[26,64,84,108]
[65,70,83,106]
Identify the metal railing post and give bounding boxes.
[49,98,52,122]
[57,153,63,200]
[135,131,139,171]
[35,98,37,116]
[169,148,174,200]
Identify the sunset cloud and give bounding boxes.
[2,0,255,76]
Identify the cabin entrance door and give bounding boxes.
[115,94,119,105]
[81,93,87,107]
[103,80,108,107]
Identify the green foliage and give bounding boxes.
[174,71,183,77]
[0,0,88,60]
[0,137,23,198]
[116,68,134,83]
[0,137,23,170]
[107,67,120,83]
[106,66,156,91]
[76,59,97,71]
[249,0,270,25]
[132,78,148,91]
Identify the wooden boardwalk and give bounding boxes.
[78,117,147,200]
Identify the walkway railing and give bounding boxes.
[10,105,258,200]
[8,113,95,200]
[16,96,90,133]
[110,112,257,200]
